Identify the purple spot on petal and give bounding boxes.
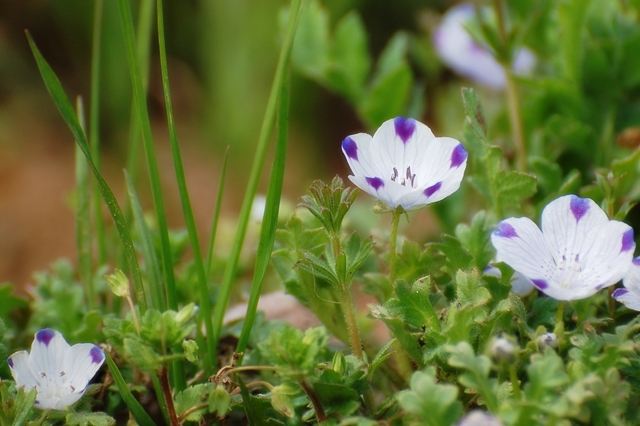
[366,177,384,191]
[36,329,55,346]
[8,358,13,368]
[595,284,605,291]
[342,137,358,161]
[494,222,518,239]
[531,279,548,290]
[633,257,640,266]
[424,181,442,198]
[621,229,635,253]
[450,144,468,168]
[569,196,590,222]
[90,346,105,364]
[613,288,629,298]
[394,117,416,143]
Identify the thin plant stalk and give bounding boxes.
[494,0,527,172]
[509,364,521,400]
[75,97,95,309]
[388,208,402,284]
[504,72,527,172]
[554,301,565,345]
[236,72,291,358]
[156,0,215,378]
[117,0,178,311]
[89,0,107,266]
[210,0,304,358]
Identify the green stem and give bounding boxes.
[339,284,363,359]
[554,301,565,345]
[509,364,521,400]
[494,0,527,172]
[388,209,402,284]
[505,71,527,172]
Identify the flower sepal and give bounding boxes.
[299,176,358,238]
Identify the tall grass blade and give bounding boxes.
[75,97,95,309]
[125,171,166,310]
[117,0,178,311]
[156,0,215,377]
[26,32,147,310]
[210,0,304,356]
[206,146,229,279]
[105,354,156,426]
[89,0,107,266]
[124,0,155,188]
[236,72,291,358]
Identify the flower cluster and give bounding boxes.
[341,116,468,211]
[7,329,105,410]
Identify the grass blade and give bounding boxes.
[117,0,178,311]
[236,72,291,358]
[105,354,155,426]
[156,0,215,377]
[75,97,95,309]
[210,0,305,359]
[206,146,229,280]
[26,31,147,310]
[89,0,107,266]
[125,171,166,311]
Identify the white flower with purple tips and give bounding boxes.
[491,195,635,301]
[612,257,640,310]
[341,117,468,211]
[7,328,105,410]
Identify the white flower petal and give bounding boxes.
[613,287,640,311]
[491,217,554,290]
[623,258,640,293]
[369,117,436,178]
[8,350,39,390]
[27,329,69,388]
[577,222,634,291]
[341,133,377,178]
[61,344,105,396]
[541,195,608,264]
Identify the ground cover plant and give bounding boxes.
[3,0,640,425]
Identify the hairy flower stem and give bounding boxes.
[505,72,527,173]
[494,0,527,172]
[388,209,402,284]
[158,367,179,426]
[509,364,521,400]
[332,234,376,415]
[554,301,565,345]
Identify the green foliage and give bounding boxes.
[290,0,416,129]
[258,325,330,379]
[0,383,36,426]
[65,412,116,426]
[398,367,463,426]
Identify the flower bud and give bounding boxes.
[490,336,517,364]
[457,410,503,426]
[537,332,558,350]
[104,269,130,298]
